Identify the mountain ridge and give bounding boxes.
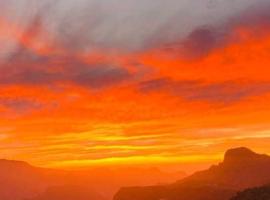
[0,158,185,200]
[114,147,270,200]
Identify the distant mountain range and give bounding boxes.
[24,185,105,200]
[0,159,185,200]
[114,147,270,200]
[2,147,270,200]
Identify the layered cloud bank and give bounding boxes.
[1,0,270,169]
[1,0,270,56]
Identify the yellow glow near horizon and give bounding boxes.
[46,154,223,169]
[1,16,270,172]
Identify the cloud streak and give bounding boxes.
[0,47,133,89]
[139,78,270,104]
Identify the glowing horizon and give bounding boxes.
[1,0,270,173]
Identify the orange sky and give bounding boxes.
[1,4,270,173]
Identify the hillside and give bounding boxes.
[0,159,185,200]
[25,185,104,200]
[230,186,270,200]
[114,147,270,200]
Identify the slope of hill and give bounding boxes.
[176,147,270,189]
[114,185,235,200]
[0,159,53,200]
[114,147,270,200]
[24,185,105,200]
[230,186,270,200]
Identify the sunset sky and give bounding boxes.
[1,0,270,172]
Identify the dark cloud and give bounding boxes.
[182,28,220,58]
[139,78,270,104]
[1,0,270,90]
[161,3,270,59]
[0,48,132,89]
[233,2,270,27]
[72,66,131,88]
[162,27,226,59]
[0,97,44,115]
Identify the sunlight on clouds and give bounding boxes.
[46,154,222,168]
[1,1,270,169]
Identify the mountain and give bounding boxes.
[0,159,185,200]
[230,185,270,200]
[24,185,104,200]
[0,159,54,200]
[114,147,270,200]
[176,147,270,189]
[114,185,234,200]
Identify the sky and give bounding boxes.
[1,0,270,172]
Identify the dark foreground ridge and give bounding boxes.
[231,185,270,200]
[114,147,270,200]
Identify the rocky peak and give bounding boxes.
[223,147,260,164]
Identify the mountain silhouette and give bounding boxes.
[0,159,53,200]
[114,147,270,200]
[24,185,104,200]
[0,159,185,200]
[223,147,267,164]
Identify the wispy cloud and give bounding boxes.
[139,78,270,104]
